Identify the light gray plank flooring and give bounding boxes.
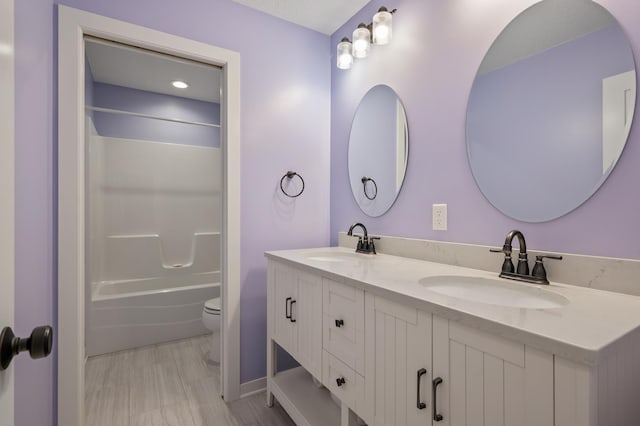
[85,335,295,426]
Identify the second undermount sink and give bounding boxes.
[419,275,569,309]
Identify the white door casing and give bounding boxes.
[0,0,15,423]
[602,70,636,173]
[58,6,241,426]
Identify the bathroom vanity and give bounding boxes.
[265,247,640,426]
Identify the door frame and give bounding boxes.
[0,0,15,423]
[58,6,241,426]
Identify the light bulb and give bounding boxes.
[374,25,389,42]
[171,80,189,89]
[373,7,393,45]
[336,38,353,69]
[353,39,368,52]
[352,24,371,58]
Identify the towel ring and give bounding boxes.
[280,171,305,198]
[362,177,378,200]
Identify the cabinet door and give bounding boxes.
[432,316,553,426]
[293,269,323,378]
[365,294,432,426]
[269,261,297,355]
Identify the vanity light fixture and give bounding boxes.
[372,7,393,45]
[337,38,354,70]
[336,6,397,69]
[171,80,189,89]
[352,24,371,58]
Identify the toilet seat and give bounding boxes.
[204,297,220,315]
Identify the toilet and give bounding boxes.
[202,297,220,363]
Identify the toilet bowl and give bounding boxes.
[202,297,220,363]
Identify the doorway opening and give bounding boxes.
[58,7,240,426]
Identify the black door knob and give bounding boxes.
[0,325,53,370]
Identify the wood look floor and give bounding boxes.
[85,335,295,426]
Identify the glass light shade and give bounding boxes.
[373,9,393,45]
[336,38,353,69]
[352,24,371,58]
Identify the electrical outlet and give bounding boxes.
[432,204,447,231]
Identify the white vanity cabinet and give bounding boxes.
[363,294,432,426]
[268,260,323,378]
[432,316,554,426]
[266,254,640,426]
[322,278,367,416]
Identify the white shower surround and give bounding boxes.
[89,133,221,271]
[86,130,222,356]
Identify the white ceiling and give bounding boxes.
[85,38,222,103]
[85,0,369,101]
[232,0,371,35]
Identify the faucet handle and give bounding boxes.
[537,254,563,261]
[490,244,513,255]
[531,254,563,283]
[369,236,380,254]
[489,247,515,273]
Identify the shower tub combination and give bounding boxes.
[86,232,220,356]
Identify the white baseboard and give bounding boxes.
[240,376,266,398]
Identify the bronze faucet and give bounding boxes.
[347,223,379,254]
[491,230,561,284]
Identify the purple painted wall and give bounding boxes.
[14,0,57,425]
[468,24,634,222]
[330,0,640,260]
[14,0,640,424]
[64,0,332,383]
[14,0,330,424]
[91,83,221,147]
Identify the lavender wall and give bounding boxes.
[64,0,332,383]
[91,83,221,147]
[468,23,634,222]
[14,1,57,426]
[330,0,640,260]
[15,0,330,424]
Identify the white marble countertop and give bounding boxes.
[265,246,640,366]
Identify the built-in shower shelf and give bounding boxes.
[270,367,340,426]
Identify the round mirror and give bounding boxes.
[349,85,409,217]
[466,0,636,222]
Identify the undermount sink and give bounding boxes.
[419,275,569,309]
[304,251,369,263]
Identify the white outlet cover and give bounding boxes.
[433,204,448,231]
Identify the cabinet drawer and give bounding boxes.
[323,350,366,416]
[323,278,365,375]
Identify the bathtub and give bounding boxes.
[86,271,219,356]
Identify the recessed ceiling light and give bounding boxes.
[172,80,189,89]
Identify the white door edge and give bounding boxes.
[58,6,241,426]
[0,0,15,423]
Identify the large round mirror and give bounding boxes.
[349,85,409,217]
[466,0,636,222]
